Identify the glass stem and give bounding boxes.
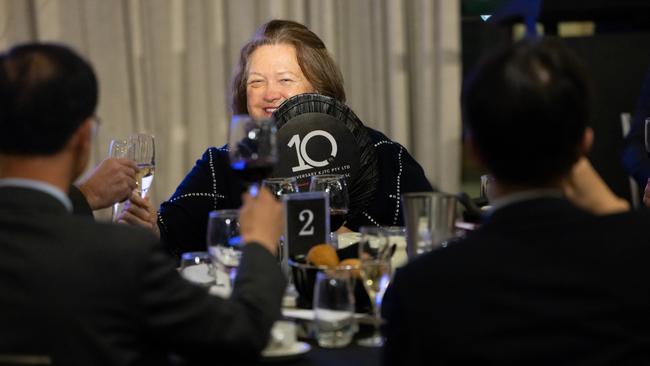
[373,293,382,336]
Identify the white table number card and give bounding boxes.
[282,191,330,268]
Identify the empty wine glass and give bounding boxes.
[108,139,129,221]
[128,133,155,198]
[261,177,299,198]
[207,209,241,288]
[309,174,349,230]
[357,226,392,347]
[228,115,277,189]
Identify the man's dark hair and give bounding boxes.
[0,43,98,155]
[463,37,592,186]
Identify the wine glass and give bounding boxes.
[261,176,298,265]
[357,226,392,347]
[128,133,155,198]
[178,251,214,287]
[108,139,130,221]
[228,115,277,190]
[309,174,349,230]
[261,177,300,198]
[313,269,356,348]
[206,209,241,288]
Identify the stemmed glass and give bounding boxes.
[228,115,277,190]
[261,177,300,198]
[128,133,155,198]
[357,226,392,347]
[309,174,349,230]
[206,209,241,288]
[261,176,298,266]
[108,139,130,221]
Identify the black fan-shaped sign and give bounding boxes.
[273,94,378,229]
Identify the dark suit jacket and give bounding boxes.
[68,184,94,217]
[384,197,650,366]
[0,186,286,366]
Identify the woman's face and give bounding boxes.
[246,44,316,119]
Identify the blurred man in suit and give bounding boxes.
[0,43,285,365]
[384,37,650,365]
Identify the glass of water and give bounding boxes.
[313,268,356,348]
[178,251,214,287]
[206,209,241,288]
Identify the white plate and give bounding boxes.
[261,341,311,361]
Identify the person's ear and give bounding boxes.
[68,118,94,179]
[580,127,594,155]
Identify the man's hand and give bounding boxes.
[77,158,138,210]
[118,192,160,238]
[239,188,283,256]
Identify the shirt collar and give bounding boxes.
[0,178,73,213]
[487,189,564,214]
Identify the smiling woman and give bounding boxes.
[120,19,434,257]
[245,44,316,119]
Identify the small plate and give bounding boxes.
[261,341,311,362]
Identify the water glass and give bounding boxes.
[313,269,356,348]
[206,209,241,287]
[178,251,214,287]
[401,192,457,257]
